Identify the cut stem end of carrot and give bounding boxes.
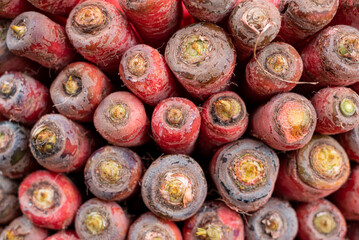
[266,54,289,76]
[74,5,107,34]
[196,225,223,240]
[340,98,356,117]
[10,25,26,38]
[127,53,148,77]
[261,212,283,239]
[98,160,122,183]
[233,154,265,189]
[166,108,184,127]
[313,211,336,234]
[85,211,108,235]
[108,104,128,123]
[311,145,343,179]
[33,127,57,155]
[213,98,241,122]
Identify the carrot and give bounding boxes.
[119,44,180,107]
[141,154,207,221]
[45,230,79,240]
[337,124,359,162]
[330,164,359,220]
[0,72,51,125]
[347,222,359,240]
[245,198,298,240]
[183,201,244,240]
[66,0,138,73]
[311,87,359,135]
[0,216,48,240]
[228,0,281,62]
[94,91,150,147]
[271,0,339,45]
[0,0,34,19]
[301,25,359,86]
[330,0,359,30]
[18,170,82,230]
[151,97,201,155]
[75,198,129,240]
[6,11,77,70]
[30,114,94,173]
[250,92,317,151]
[0,121,38,179]
[27,0,81,15]
[84,145,143,201]
[0,174,20,225]
[128,212,182,240]
[244,42,303,102]
[198,91,248,156]
[51,62,114,122]
[210,139,279,212]
[165,22,236,101]
[118,0,182,48]
[275,135,350,202]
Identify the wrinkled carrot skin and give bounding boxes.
[94,91,149,147]
[75,198,129,240]
[51,62,114,122]
[119,0,182,48]
[7,12,76,70]
[183,201,244,240]
[296,199,347,240]
[270,0,339,45]
[198,91,248,155]
[0,216,49,240]
[151,97,201,155]
[128,212,182,240]
[301,25,359,86]
[275,135,350,202]
[45,230,80,240]
[337,125,359,162]
[245,198,298,240]
[311,87,359,135]
[0,72,51,126]
[0,0,34,19]
[330,165,359,220]
[0,175,20,225]
[244,42,303,101]
[347,222,359,240]
[27,0,81,15]
[30,114,94,173]
[250,93,317,151]
[119,44,180,107]
[18,170,82,230]
[66,0,138,73]
[331,0,359,30]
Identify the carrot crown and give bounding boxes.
[261,212,284,239]
[0,80,16,99]
[266,54,289,76]
[97,159,122,184]
[32,127,58,155]
[166,107,185,127]
[10,25,26,38]
[73,4,108,34]
[85,211,108,235]
[63,75,82,97]
[107,104,128,124]
[180,35,212,65]
[213,97,241,123]
[337,34,359,63]
[340,98,356,117]
[313,211,337,234]
[196,225,223,240]
[127,53,149,77]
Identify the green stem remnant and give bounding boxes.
[63,75,82,97]
[337,34,359,62]
[85,211,108,235]
[213,98,241,122]
[127,53,148,77]
[31,185,56,211]
[98,160,122,184]
[0,131,10,151]
[340,98,356,117]
[313,211,336,234]
[108,104,128,123]
[73,5,108,34]
[261,212,283,239]
[180,35,211,64]
[266,54,289,75]
[233,154,265,190]
[33,127,57,154]
[196,225,223,240]
[166,108,184,127]
[311,145,342,179]
[10,25,26,38]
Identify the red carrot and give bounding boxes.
[183,0,238,23]
[128,212,182,240]
[18,170,82,230]
[311,87,359,135]
[210,139,279,212]
[29,114,94,173]
[141,154,207,221]
[66,0,138,73]
[151,97,201,155]
[0,72,50,125]
[45,230,79,240]
[0,216,48,240]
[75,198,129,240]
[165,22,236,101]
[271,0,338,45]
[27,0,81,15]
[94,91,150,147]
[330,164,359,220]
[228,0,281,62]
[244,42,303,101]
[245,198,298,240]
[180,2,196,28]
[0,0,34,19]
[6,11,76,70]
[275,135,350,202]
[250,92,317,151]
[183,201,244,240]
[301,25,359,86]
[296,199,347,240]
[119,44,180,107]
[347,222,359,240]
[84,145,143,201]
[331,0,359,30]
[0,121,38,179]
[118,0,182,48]
[337,124,359,162]
[198,91,248,156]
[0,174,20,225]
[51,62,114,122]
